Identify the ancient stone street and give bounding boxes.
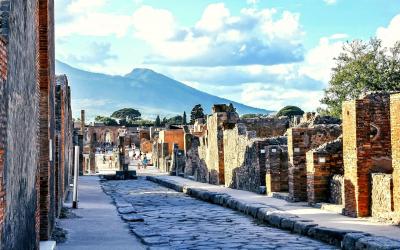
[101,178,336,249]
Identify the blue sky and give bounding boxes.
[55,0,400,112]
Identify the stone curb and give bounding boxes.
[146,176,400,250]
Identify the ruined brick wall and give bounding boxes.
[288,125,342,201]
[0,0,40,248]
[38,0,56,239]
[55,75,73,215]
[371,173,393,218]
[306,137,343,204]
[239,117,289,138]
[223,121,288,193]
[390,93,400,214]
[343,93,392,217]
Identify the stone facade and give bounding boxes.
[0,1,40,248]
[371,173,393,218]
[390,93,400,214]
[306,137,343,204]
[288,125,342,201]
[343,93,392,217]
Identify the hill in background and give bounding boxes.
[55,60,271,120]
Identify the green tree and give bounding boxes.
[190,104,205,124]
[111,108,141,121]
[161,117,168,126]
[155,115,161,127]
[182,111,187,125]
[276,106,304,118]
[94,115,118,126]
[166,115,183,125]
[320,38,400,117]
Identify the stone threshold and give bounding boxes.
[147,175,400,250]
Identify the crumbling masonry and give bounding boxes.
[154,100,400,222]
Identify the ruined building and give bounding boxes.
[154,99,400,221]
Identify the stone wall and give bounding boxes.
[238,117,289,138]
[306,137,343,204]
[223,121,288,193]
[288,125,342,201]
[0,0,40,248]
[329,175,344,205]
[184,135,209,183]
[371,173,393,218]
[390,93,400,214]
[343,93,392,217]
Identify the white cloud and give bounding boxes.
[377,14,400,48]
[300,36,344,83]
[57,13,132,37]
[324,0,337,5]
[247,0,259,5]
[56,0,132,38]
[132,4,305,66]
[67,0,107,14]
[240,83,323,111]
[132,6,177,42]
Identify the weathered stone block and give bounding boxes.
[371,173,393,218]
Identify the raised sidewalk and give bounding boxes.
[146,174,400,249]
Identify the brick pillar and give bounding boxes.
[265,145,288,195]
[343,93,391,217]
[38,0,56,240]
[306,151,343,204]
[390,93,400,213]
[288,126,342,201]
[287,128,308,201]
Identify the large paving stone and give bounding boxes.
[103,178,335,249]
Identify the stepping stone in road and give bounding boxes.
[117,206,137,214]
[121,214,144,222]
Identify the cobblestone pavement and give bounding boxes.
[101,178,336,250]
